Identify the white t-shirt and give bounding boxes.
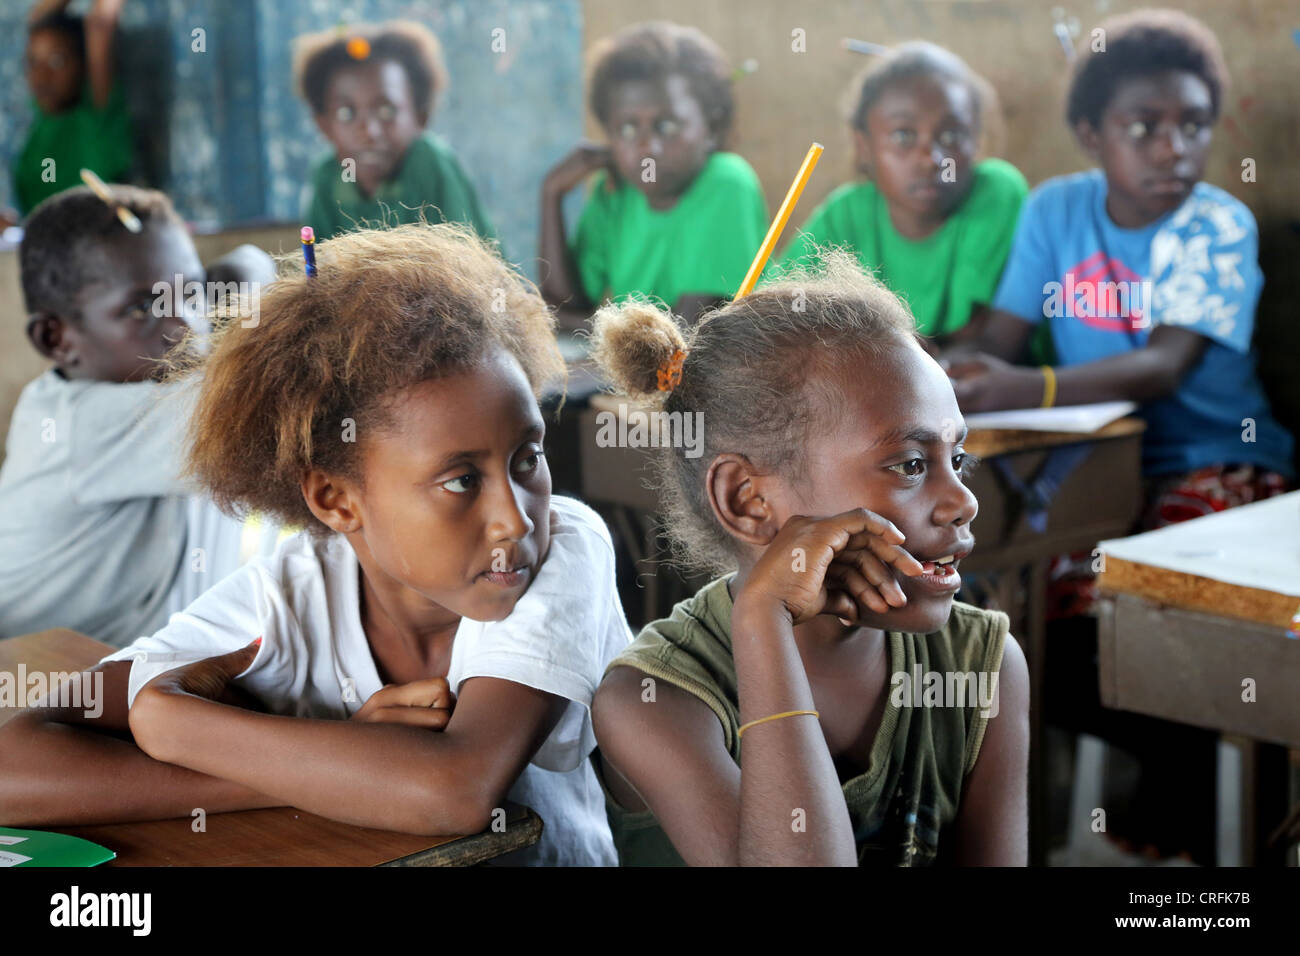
[101,495,633,866]
[0,370,243,646]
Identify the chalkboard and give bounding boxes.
[0,0,584,278]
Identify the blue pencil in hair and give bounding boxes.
[300,226,317,277]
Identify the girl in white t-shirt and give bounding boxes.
[0,223,633,865]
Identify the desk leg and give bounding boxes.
[1027,560,1048,867]
[1241,739,1289,866]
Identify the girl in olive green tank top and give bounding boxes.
[586,251,1029,865]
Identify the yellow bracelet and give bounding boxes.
[1039,365,1057,409]
[737,709,820,739]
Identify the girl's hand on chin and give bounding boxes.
[737,508,925,627]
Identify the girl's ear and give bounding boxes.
[706,453,779,548]
[1073,119,1102,160]
[852,128,874,177]
[301,469,363,534]
[26,312,74,364]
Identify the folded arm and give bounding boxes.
[129,673,567,835]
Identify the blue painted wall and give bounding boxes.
[0,0,583,277]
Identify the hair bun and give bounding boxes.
[590,298,688,399]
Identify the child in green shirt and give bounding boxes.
[539,21,768,324]
[11,0,133,219]
[780,42,1028,346]
[294,20,495,242]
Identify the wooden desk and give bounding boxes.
[576,397,1148,865]
[0,630,543,866]
[1097,494,1300,864]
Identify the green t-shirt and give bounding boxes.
[779,158,1029,337]
[571,151,768,309]
[596,575,1009,866]
[13,84,134,216]
[305,133,496,242]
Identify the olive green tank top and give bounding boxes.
[596,575,1009,866]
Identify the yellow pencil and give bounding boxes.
[79,168,143,234]
[734,142,823,299]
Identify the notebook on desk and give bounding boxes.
[0,827,115,867]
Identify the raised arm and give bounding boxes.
[85,0,124,109]
[538,143,609,311]
[0,661,281,827]
[26,0,72,25]
[595,509,923,866]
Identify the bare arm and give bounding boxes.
[538,143,609,311]
[949,325,1209,412]
[84,0,125,109]
[593,668,742,865]
[729,599,859,866]
[1053,326,1207,404]
[594,510,923,867]
[26,0,72,25]
[129,671,567,836]
[949,635,1029,865]
[0,661,282,827]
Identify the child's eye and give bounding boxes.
[124,298,162,327]
[617,122,639,142]
[1181,120,1205,138]
[334,105,356,123]
[1125,120,1150,140]
[937,129,962,149]
[889,129,916,147]
[513,449,544,476]
[889,458,926,478]
[655,118,682,138]
[954,452,980,480]
[377,104,397,122]
[441,473,478,494]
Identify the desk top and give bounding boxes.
[0,630,543,866]
[1099,491,1300,631]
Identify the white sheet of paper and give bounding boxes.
[1100,492,1300,597]
[964,401,1138,433]
[0,849,32,866]
[0,834,28,845]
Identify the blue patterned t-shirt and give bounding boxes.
[993,169,1292,477]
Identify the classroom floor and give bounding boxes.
[1046,726,1209,867]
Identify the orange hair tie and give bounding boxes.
[657,349,686,392]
